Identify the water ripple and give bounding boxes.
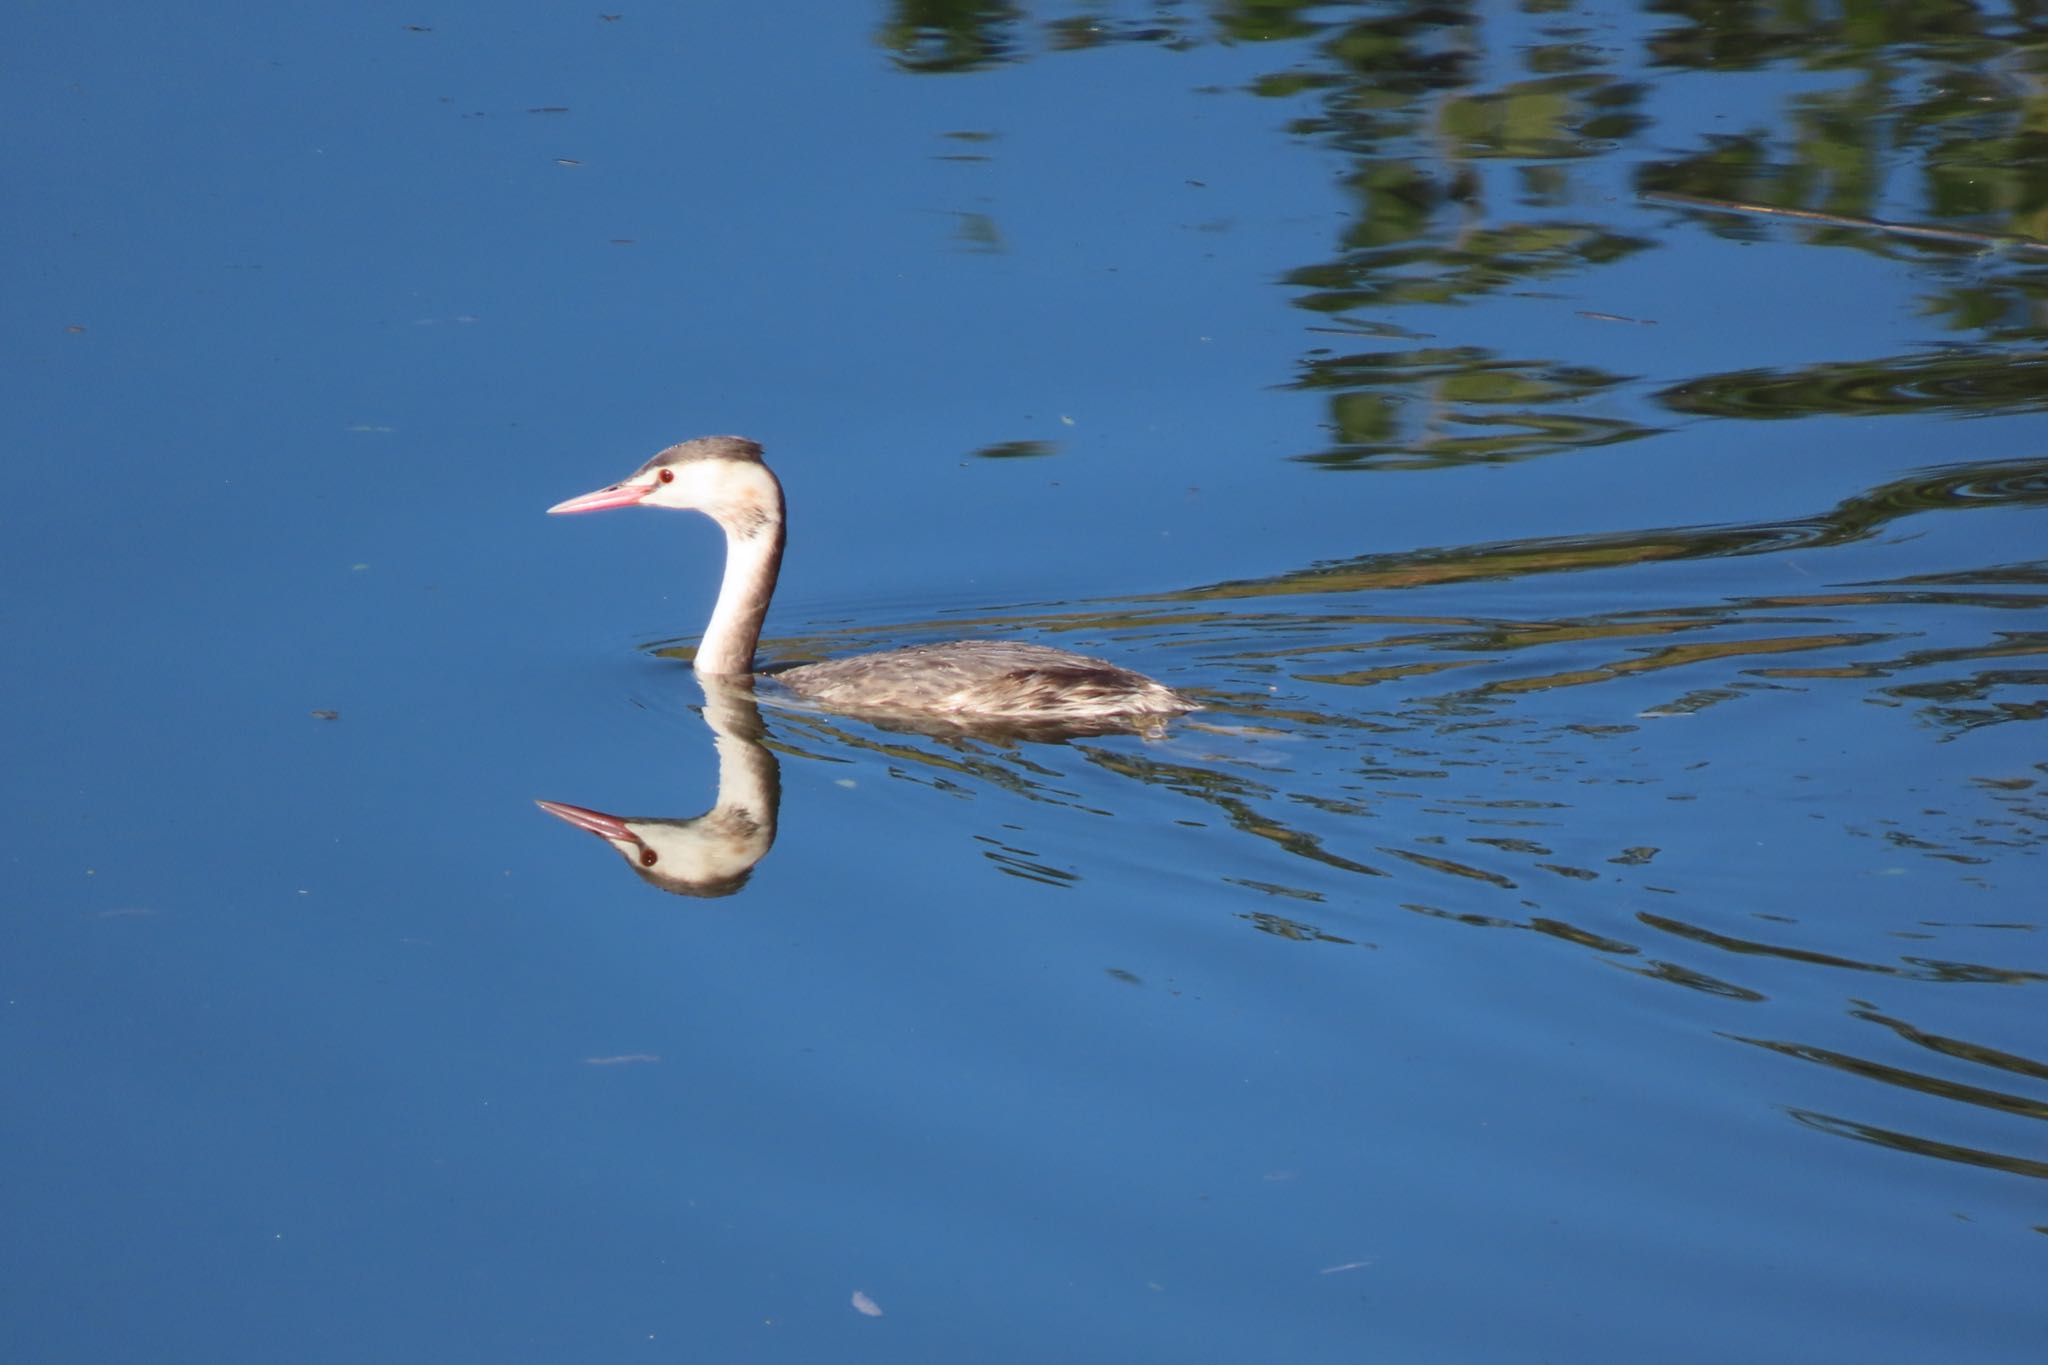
[1661,351,2048,421]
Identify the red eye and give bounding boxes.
[640,848,658,866]
[658,468,675,484]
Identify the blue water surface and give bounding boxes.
[5,3,2044,1363]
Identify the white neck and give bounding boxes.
[694,483,786,675]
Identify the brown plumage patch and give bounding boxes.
[727,500,775,539]
[777,639,1195,731]
[971,665,1158,713]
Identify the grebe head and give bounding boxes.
[547,436,780,535]
[535,798,767,897]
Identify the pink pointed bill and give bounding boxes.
[535,799,634,841]
[547,480,652,515]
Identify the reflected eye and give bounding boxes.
[658,469,675,484]
[640,848,658,866]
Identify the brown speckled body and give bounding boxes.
[776,639,1194,723]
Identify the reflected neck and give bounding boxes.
[700,676,780,847]
[695,491,785,676]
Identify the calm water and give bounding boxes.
[6,3,2045,1362]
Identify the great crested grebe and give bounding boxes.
[547,436,1196,727]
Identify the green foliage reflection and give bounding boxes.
[877,0,2048,453]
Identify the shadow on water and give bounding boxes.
[596,450,2048,1186]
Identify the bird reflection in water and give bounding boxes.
[536,666,1201,898]
[536,676,780,898]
